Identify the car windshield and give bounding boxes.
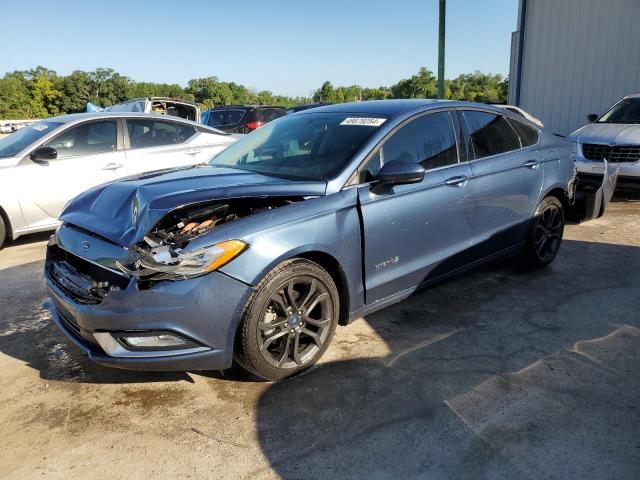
[598,98,640,124]
[207,109,246,127]
[0,121,63,158]
[208,112,387,180]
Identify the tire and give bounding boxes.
[521,195,564,269]
[234,258,340,381]
[0,215,6,250]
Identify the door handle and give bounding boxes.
[102,163,124,171]
[444,175,469,186]
[524,160,540,169]
[185,150,202,156]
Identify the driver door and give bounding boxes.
[356,110,476,303]
[18,119,126,228]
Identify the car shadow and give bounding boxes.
[252,239,640,479]
[3,231,52,247]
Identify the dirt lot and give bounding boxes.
[1,200,639,479]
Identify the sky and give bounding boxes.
[0,0,518,98]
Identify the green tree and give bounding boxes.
[390,67,438,99]
[0,73,31,118]
[0,65,511,120]
[448,71,507,102]
[313,81,335,102]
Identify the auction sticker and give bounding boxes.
[340,117,386,127]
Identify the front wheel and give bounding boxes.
[521,196,565,269]
[0,215,6,250]
[234,258,340,381]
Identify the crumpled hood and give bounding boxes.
[570,122,640,145]
[60,165,327,247]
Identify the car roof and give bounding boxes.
[205,105,286,111]
[293,99,493,117]
[117,97,198,106]
[39,112,205,126]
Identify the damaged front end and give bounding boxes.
[116,197,303,282]
[567,159,619,222]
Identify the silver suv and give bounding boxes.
[570,94,640,193]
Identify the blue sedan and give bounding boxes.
[43,100,614,380]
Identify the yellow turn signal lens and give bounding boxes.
[204,240,248,271]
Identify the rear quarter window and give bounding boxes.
[508,118,539,148]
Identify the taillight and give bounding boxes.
[246,121,264,130]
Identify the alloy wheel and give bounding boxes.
[533,203,563,263]
[257,276,333,369]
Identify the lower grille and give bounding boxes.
[582,143,640,163]
[48,245,129,305]
[57,308,98,346]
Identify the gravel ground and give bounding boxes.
[0,199,639,479]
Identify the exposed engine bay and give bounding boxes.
[117,197,304,280]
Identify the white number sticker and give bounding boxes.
[340,117,386,127]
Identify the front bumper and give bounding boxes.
[44,235,253,371]
[574,155,640,192]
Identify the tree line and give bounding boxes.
[0,66,508,120]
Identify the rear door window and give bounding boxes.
[126,120,196,149]
[44,121,117,158]
[462,111,521,159]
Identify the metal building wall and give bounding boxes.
[509,0,640,136]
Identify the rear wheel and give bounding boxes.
[521,196,564,269]
[234,258,339,381]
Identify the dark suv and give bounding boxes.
[202,105,286,133]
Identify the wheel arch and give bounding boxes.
[295,251,351,326]
[541,185,570,212]
[0,205,12,244]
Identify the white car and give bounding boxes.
[492,105,544,128]
[0,122,13,134]
[570,94,640,193]
[0,112,238,248]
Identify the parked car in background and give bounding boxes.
[492,104,544,128]
[286,102,334,114]
[43,100,614,381]
[0,122,12,134]
[0,112,236,247]
[202,105,286,133]
[570,93,640,193]
[101,97,200,122]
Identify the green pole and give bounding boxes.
[438,0,446,99]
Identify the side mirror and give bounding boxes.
[586,113,598,123]
[30,146,57,165]
[374,161,425,189]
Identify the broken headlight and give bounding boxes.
[117,240,247,279]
